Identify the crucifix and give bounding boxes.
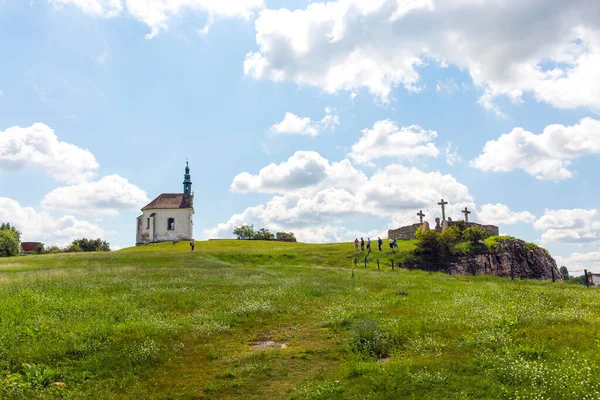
[438,199,448,221]
[462,207,471,223]
[417,210,425,224]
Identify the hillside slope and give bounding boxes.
[0,240,598,400]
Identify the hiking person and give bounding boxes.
[389,238,394,250]
[354,238,359,250]
[190,238,195,252]
[367,238,371,251]
[378,237,383,251]
[393,238,398,250]
[360,237,365,251]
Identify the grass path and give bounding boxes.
[1,240,599,399]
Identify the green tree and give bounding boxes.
[71,238,110,252]
[255,228,274,240]
[33,243,45,255]
[0,223,21,257]
[233,224,257,240]
[276,231,296,241]
[559,266,569,279]
[414,230,443,262]
[462,227,488,244]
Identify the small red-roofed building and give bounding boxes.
[21,242,42,254]
[136,162,194,245]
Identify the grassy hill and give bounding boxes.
[0,240,599,399]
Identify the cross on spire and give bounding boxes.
[462,207,471,223]
[438,199,448,221]
[417,210,425,224]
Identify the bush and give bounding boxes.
[63,244,83,253]
[255,228,274,240]
[349,319,390,360]
[71,238,110,252]
[560,266,569,279]
[0,223,21,257]
[33,243,45,255]
[44,245,62,254]
[276,231,296,241]
[462,227,489,244]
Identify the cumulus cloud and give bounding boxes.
[41,174,150,216]
[212,151,474,242]
[471,118,600,181]
[231,151,367,194]
[51,0,264,38]
[534,209,600,244]
[348,120,439,164]
[270,108,339,137]
[0,123,98,183]
[556,252,600,273]
[245,0,600,111]
[0,197,107,246]
[477,203,536,226]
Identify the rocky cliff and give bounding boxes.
[451,239,561,280]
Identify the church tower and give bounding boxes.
[183,161,192,198]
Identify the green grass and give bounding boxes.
[1,240,599,399]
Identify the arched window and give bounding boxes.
[168,218,175,231]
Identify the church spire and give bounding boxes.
[183,160,192,197]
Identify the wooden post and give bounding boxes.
[392,260,394,271]
[364,257,367,268]
[585,269,590,288]
[354,258,357,267]
[377,259,380,270]
[510,262,515,280]
[551,266,555,283]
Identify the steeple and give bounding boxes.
[183,160,192,197]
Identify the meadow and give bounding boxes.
[0,240,599,399]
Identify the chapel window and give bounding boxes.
[168,218,175,231]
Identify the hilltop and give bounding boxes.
[0,240,598,399]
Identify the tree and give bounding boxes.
[233,224,257,240]
[255,228,274,240]
[33,243,45,255]
[276,231,296,242]
[414,230,444,262]
[0,223,21,257]
[70,238,110,252]
[462,227,488,244]
[559,266,569,279]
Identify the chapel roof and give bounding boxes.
[141,193,194,210]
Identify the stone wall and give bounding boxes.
[388,223,421,240]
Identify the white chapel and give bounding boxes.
[136,162,194,245]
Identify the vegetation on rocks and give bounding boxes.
[0,240,598,399]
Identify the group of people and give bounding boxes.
[354,237,398,251]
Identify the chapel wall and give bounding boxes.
[137,208,193,244]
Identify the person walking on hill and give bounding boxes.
[190,239,195,252]
[389,238,394,250]
[354,238,359,250]
[378,237,383,251]
[393,238,398,250]
[367,238,371,251]
[360,237,365,251]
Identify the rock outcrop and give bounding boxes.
[451,239,561,280]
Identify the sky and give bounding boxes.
[0,0,599,273]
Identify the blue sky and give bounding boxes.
[1,0,599,273]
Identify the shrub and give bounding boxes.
[63,244,83,253]
[560,266,569,279]
[462,227,489,244]
[275,231,296,241]
[44,245,62,254]
[71,238,110,252]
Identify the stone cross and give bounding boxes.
[417,210,425,224]
[438,199,448,221]
[462,207,471,223]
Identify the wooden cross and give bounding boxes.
[462,207,471,223]
[417,210,425,224]
[438,199,448,221]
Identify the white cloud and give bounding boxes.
[534,209,600,244]
[477,203,536,226]
[245,0,600,111]
[348,120,439,164]
[50,0,123,17]
[444,142,462,166]
[471,118,600,181]
[231,150,367,194]
[213,151,474,242]
[51,0,264,38]
[270,108,339,136]
[41,174,150,216]
[0,197,107,246]
[0,123,98,183]
[555,252,600,273]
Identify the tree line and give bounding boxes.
[0,223,110,257]
[233,225,296,241]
